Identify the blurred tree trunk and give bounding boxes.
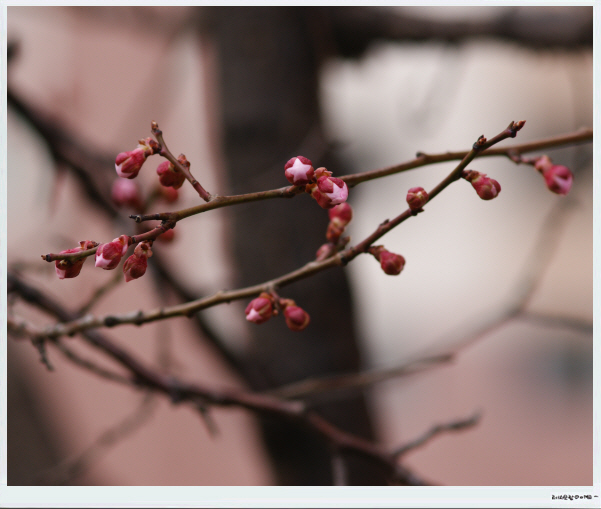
[200,7,388,485]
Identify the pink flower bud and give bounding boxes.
[326,203,353,243]
[245,293,274,324]
[284,156,314,186]
[123,241,153,282]
[370,245,405,276]
[462,170,501,200]
[308,168,349,209]
[283,305,310,332]
[95,235,130,270]
[159,185,179,203]
[156,157,186,189]
[115,138,158,179]
[316,242,337,261]
[541,164,573,195]
[54,240,97,279]
[111,179,143,210]
[406,187,429,211]
[533,155,553,174]
[328,202,353,225]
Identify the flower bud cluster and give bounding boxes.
[462,170,501,200]
[245,293,310,331]
[326,203,353,244]
[308,168,349,209]
[115,138,159,179]
[533,155,573,195]
[156,154,188,190]
[316,203,353,261]
[284,156,349,210]
[95,235,130,270]
[123,241,153,282]
[54,240,98,279]
[369,245,406,276]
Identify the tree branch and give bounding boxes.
[8,271,428,484]
[392,412,482,458]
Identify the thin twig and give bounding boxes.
[265,354,453,400]
[151,121,212,202]
[53,340,134,387]
[129,127,592,224]
[8,272,428,484]
[41,124,591,264]
[392,412,482,458]
[34,122,530,338]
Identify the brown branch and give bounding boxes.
[42,124,591,265]
[36,121,530,338]
[267,162,589,405]
[392,412,482,458]
[7,87,121,220]
[129,126,591,224]
[53,340,134,387]
[7,87,266,388]
[345,126,592,188]
[265,353,453,400]
[8,271,429,485]
[42,222,175,263]
[151,121,212,202]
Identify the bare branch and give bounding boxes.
[266,354,453,400]
[392,412,482,458]
[151,121,212,202]
[8,272,427,484]
[35,121,536,339]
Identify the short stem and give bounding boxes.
[151,121,211,202]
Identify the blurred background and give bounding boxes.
[6,6,593,486]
